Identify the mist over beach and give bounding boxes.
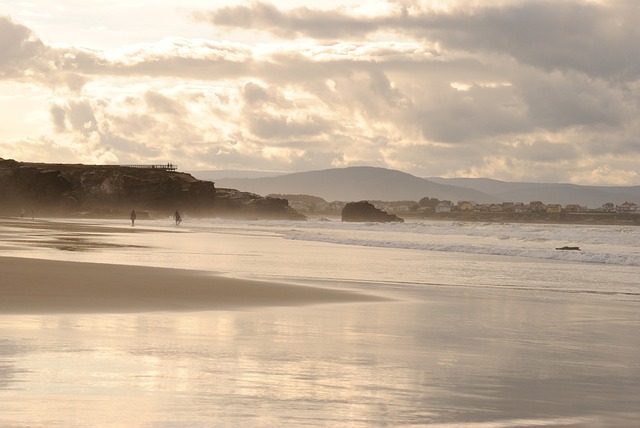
[3,0,640,426]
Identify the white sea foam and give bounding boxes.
[171,217,640,300]
[216,218,640,267]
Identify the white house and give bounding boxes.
[435,202,452,213]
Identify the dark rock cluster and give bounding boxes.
[341,201,404,223]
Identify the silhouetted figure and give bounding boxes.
[130,210,137,226]
[174,210,182,226]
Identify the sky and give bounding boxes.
[1,0,639,185]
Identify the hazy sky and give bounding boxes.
[1,0,639,184]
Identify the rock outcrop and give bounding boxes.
[214,188,305,220]
[341,200,404,223]
[0,158,305,220]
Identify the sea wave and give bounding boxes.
[266,219,640,267]
[191,218,640,267]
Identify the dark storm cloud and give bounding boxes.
[515,68,627,129]
[417,1,640,81]
[198,1,640,80]
[194,2,381,39]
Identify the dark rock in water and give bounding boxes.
[341,200,404,223]
[0,158,305,220]
[556,246,581,251]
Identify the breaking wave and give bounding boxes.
[272,219,640,267]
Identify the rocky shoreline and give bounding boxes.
[3,158,638,225]
[0,159,305,220]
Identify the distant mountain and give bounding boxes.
[208,166,500,203]
[428,177,640,208]
[190,170,284,180]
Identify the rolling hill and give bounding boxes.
[190,167,640,208]
[192,166,499,203]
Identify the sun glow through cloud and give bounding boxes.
[0,0,639,185]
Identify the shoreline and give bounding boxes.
[0,256,386,314]
[5,210,640,227]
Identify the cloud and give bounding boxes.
[0,16,49,79]
[418,1,640,81]
[3,3,640,185]
[194,2,382,39]
[0,15,87,90]
[144,91,189,116]
[197,1,640,81]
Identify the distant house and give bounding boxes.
[435,202,452,213]
[458,201,476,212]
[502,202,516,212]
[547,204,562,213]
[616,202,638,213]
[564,204,584,213]
[529,201,547,212]
[514,202,527,213]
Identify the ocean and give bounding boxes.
[1,217,639,426]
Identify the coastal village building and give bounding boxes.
[502,202,516,212]
[435,202,452,213]
[616,202,638,213]
[447,201,637,215]
[564,204,585,213]
[458,201,476,212]
[529,201,547,212]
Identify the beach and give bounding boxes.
[0,257,383,314]
[1,217,639,427]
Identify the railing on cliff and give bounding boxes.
[119,163,178,172]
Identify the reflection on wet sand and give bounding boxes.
[1,218,639,426]
[1,290,639,426]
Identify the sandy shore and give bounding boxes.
[0,217,384,313]
[2,218,639,427]
[0,256,384,314]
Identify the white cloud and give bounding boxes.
[0,1,639,185]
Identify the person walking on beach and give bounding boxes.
[130,209,137,226]
[174,209,182,226]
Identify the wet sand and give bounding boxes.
[0,217,384,313]
[0,256,384,314]
[1,217,639,426]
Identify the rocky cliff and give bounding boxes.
[0,159,305,220]
[341,201,404,223]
